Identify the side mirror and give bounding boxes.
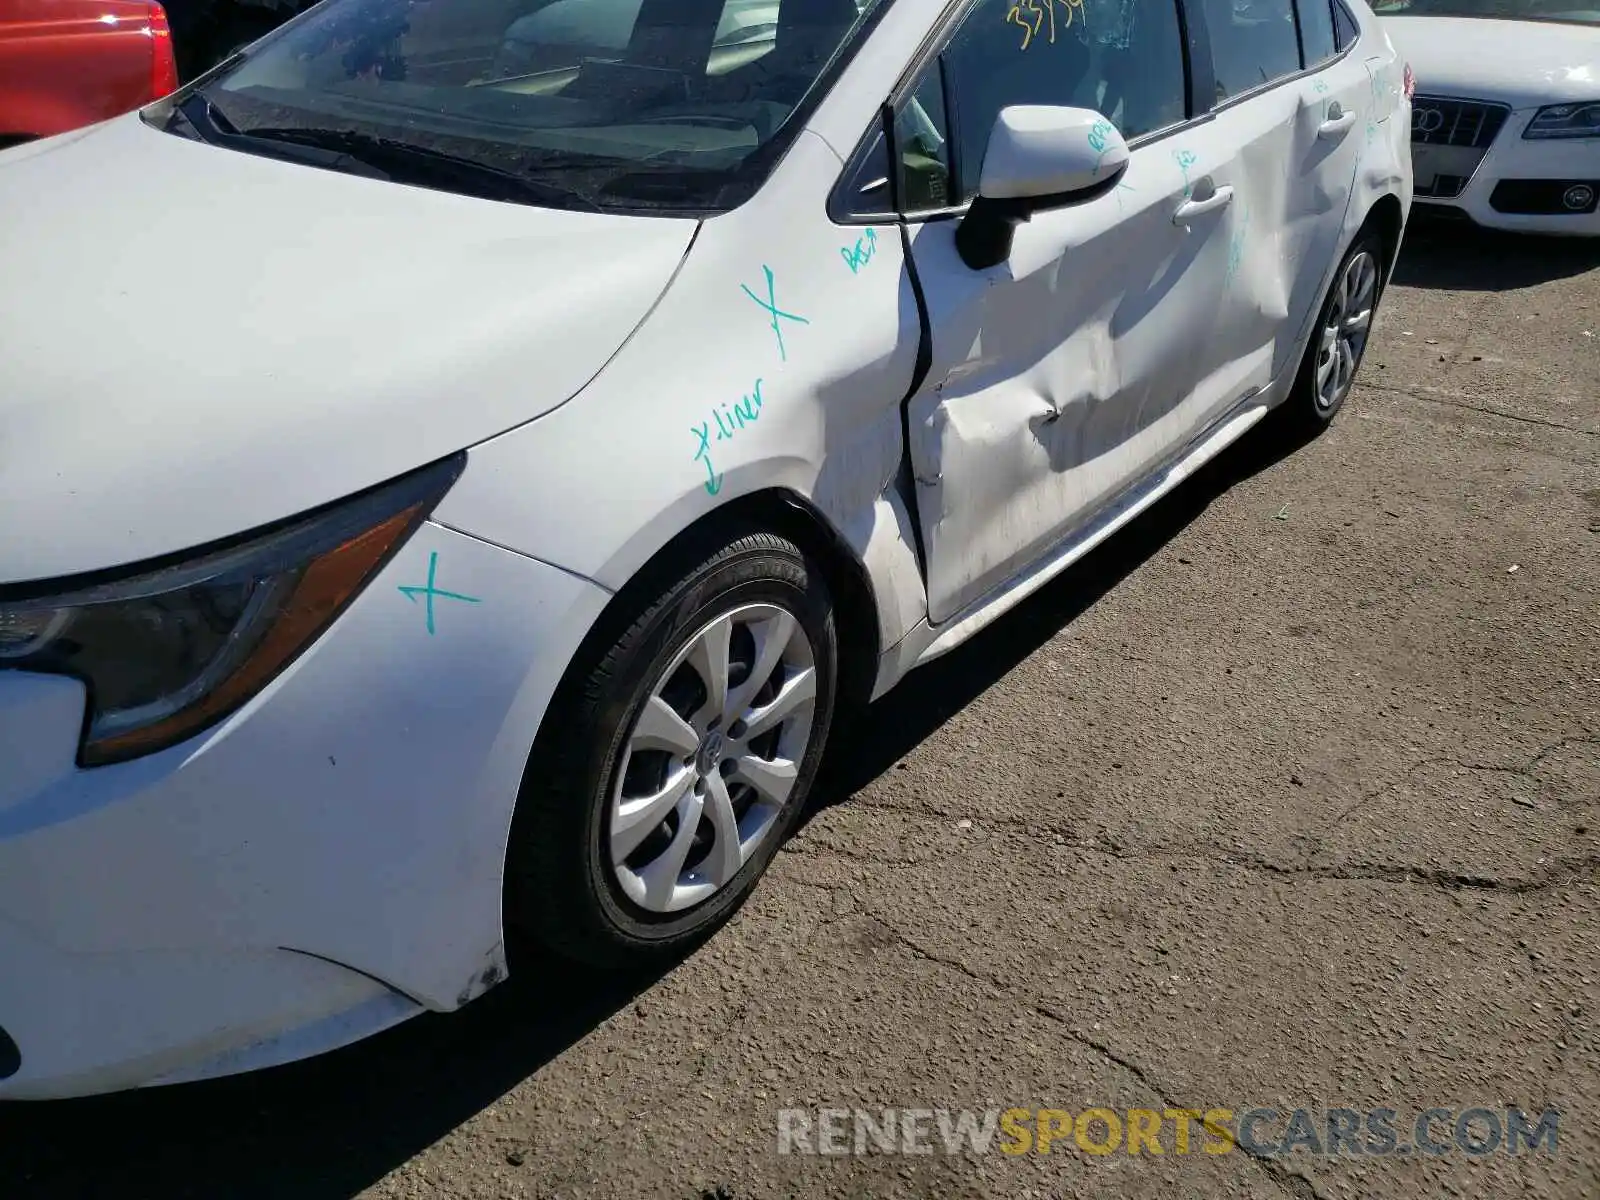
[955,105,1130,270]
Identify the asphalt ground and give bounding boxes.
[1,215,1596,1200]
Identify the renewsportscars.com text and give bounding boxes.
[776,1105,1561,1158]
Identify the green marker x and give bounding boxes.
[398,551,481,635]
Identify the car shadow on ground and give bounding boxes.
[806,412,1314,814]
[1393,210,1600,291]
[0,418,1314,1200]
[0,952,655,1198]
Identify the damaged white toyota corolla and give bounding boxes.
[0,0,1410,1098]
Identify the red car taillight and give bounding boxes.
[147,1,179,98]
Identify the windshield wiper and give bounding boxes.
[172,93,390,180]
[230,126,602,212]
[170,92,602,211]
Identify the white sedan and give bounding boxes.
[1379,0,1600,233]
[0,0,1410,1098]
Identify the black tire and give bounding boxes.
[1274,228,1388,439]
[507,530,838,969]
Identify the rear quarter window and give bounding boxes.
[1333,0,1359,48]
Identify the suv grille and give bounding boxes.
[1411,96,1510,148]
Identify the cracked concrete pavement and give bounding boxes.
[1,219,1596,1200]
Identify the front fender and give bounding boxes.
[433,131,927,657]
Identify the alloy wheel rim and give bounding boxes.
[608,602,818,914]
[1315,250,1378,412]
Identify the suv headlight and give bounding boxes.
[0,453,464,767]
[1523,102,1600,139]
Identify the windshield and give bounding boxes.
[187,0,886,211]
[1371,0,1599,24]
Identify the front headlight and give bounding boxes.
[1523,102,1600,140]
[0,453,464,766]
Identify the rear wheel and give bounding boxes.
[507,531,837,969]
[1276,230,1386,436]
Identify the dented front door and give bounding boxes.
[902,140,1235,626]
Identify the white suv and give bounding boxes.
[0,0,1411,1098]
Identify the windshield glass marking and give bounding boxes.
[1005,0,1087,51]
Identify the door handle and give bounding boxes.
[1318,105,1357,138]
[1172,184,1234,225]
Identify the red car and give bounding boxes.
[0,0,180,148]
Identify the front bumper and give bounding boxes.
[0,918,420,1100]
[1412,101,1600,235]
[0,519,609,1099]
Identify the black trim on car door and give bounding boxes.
[1176,0,1218,122]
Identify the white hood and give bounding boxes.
[1384,15,1600,109]
[0,114,697,584]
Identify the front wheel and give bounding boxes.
[507,531,837,969]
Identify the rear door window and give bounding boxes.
[1297,0,1339,64]
[1202,0,1303,101]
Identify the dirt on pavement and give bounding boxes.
[1,219,1596,1200]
